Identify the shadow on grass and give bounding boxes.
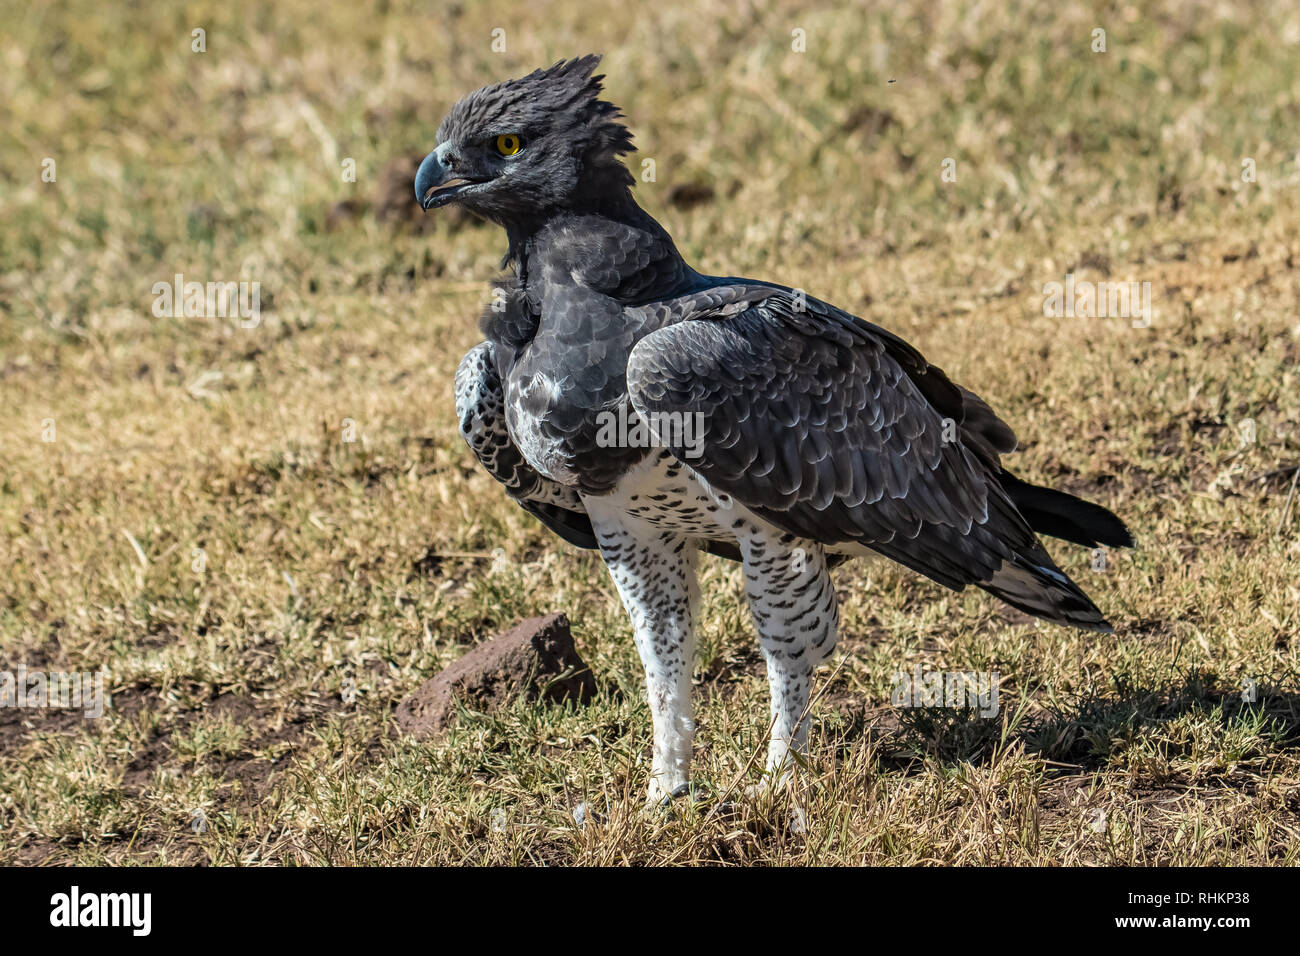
[826,668,1300,782]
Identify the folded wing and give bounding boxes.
[625,283,1113,630]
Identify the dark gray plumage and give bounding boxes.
[419,56,1133,802]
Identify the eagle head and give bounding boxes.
[415,55,635,225]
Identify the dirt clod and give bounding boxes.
[394,612,596,737]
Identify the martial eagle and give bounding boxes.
[415,56,1132,804]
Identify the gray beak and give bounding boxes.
[414,148,447,210]
[415,144,482,210]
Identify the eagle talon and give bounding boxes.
[659,781,707,810]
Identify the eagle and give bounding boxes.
[415,56,1132,805]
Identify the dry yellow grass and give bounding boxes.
[1,0,1299,864]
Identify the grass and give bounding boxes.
[1,0,1299,864]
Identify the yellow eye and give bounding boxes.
[495,134,522,156]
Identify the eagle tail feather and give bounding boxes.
[999,471,1133,550]
[980,551,1113,633]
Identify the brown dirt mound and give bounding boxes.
[394,612,596,737]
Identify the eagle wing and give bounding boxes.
[456,341,599,550]
[625,283,1111,629]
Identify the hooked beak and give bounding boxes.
[415,145,484,210]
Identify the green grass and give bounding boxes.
[1,0,1299,864]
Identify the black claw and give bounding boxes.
[660,781,713,810]
[660,783,691,808]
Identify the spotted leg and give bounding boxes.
[737,529,839,788]
[583,501,699,806]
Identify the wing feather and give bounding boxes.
[624,284,1093,614]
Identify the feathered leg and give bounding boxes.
[737,529,839,787]
[584,501,700,805]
